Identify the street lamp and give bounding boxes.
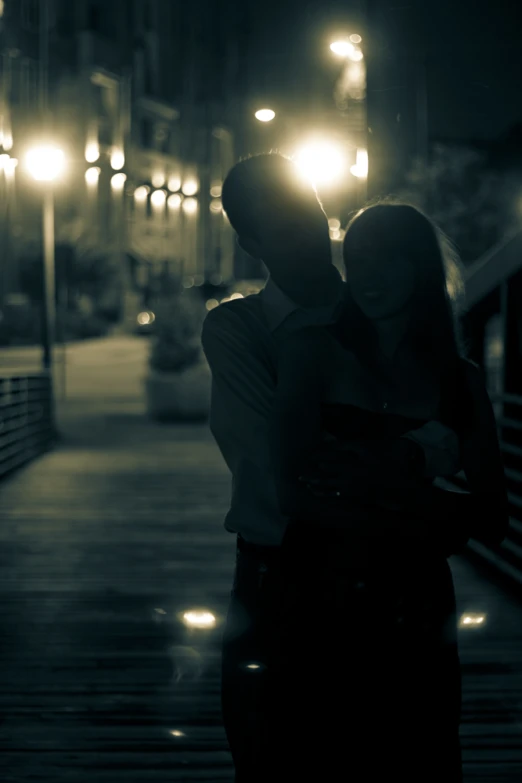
[255,108,276,122]
[25,145,66,373]
[294,140,347,190]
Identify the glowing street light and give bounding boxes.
[294,140,347,189]
[25,145,67,381]
[25,145,65,182]
[330,40,355,58]
[134,185,149,203]
[182,196,198,215]
[85,141,100,163]
[85,166,100,186]
[255,108,276,122]
[110,172,127,191]
[330,39,363,61]
[350,148,368,179]
[110,148,125,170]
[182,178,199,196]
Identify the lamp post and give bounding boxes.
[25,146,66,375]
[329,35,368,206]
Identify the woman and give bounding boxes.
[265,203,509,782]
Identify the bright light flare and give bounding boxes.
[210,182,222,198]
[168,193,182,210]
[182,196,198,215]
[110,148,125,170]
[350,34,362,44]
[151,189,167,207]
[350,148,368,179]
[26,146,65,182]
[111,172,127,190]
[134,186,149,203]
[182,179,198,196]
[85,142,100,163]
[168,175,181,192]
[330,40,354,57]
[255,108,276,122]
[459,613,486,628]
[349,48,364,62]
[137,311,155,326]
[85,166,100,185]
[152,171,165,188]
[210,198,223,213]
[182,609,216,629]
[294,141,346,188]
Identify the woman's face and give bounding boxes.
[346,247,417,321]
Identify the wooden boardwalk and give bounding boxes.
[0,403,521,782]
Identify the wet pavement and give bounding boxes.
[0,395,521,781]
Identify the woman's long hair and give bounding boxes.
[339,200,470,430]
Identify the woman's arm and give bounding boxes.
[268,328,439,537]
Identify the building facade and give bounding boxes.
[0,0,237,328]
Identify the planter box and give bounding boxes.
[144,361,211,422]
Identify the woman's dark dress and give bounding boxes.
[264,402,463,782]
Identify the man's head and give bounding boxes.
[221,152,333,301]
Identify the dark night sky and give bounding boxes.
[240,0,522,142]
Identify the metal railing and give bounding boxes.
[0,374,57,480]
[449,393,522,589]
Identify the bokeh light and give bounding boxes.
[294,140,346,188]
[85,166,100,185]
[255,108,276,122]
[25,146,65,182]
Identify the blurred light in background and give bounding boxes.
[330,39,363,62]
[152,171,166,188]
[206,299,219,311]
[328,217,341,230]
[110,172,126,191]
[210,198,223,213]
[0,153,9,170]
[168,193,182,209]
[182,179,199,196]
[0,131,13,151]
[294,140,346,188]
[110,148,125,170]
[169,730,186,738]
[137,311,155,326]
[350,148,368,179]
[134,185,149,203]
[459,613,486,628]
[150,189,167,208]
[85,141,100,163]
[182,609,216,629]
[194,274,204,286]
[85,166,100,185]
[255,108,276,122]
[168,175,181,192]
[4,157,17,177]
[330,40,354,57]
[25,146,65,182]
[210,182,222,198]
[350,33,362,44]
[349,48,364,62]
[182,196,198,214]
[330,228,345,242]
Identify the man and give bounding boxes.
[201,152,461,780]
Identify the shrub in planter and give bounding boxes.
[145,292,211,421]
